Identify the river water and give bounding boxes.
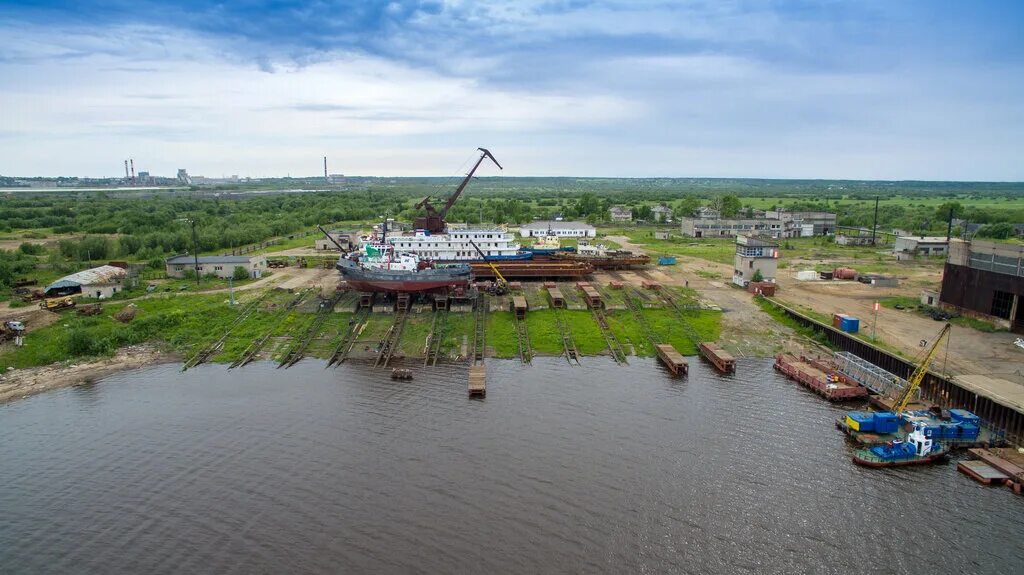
[1,357,1021,574]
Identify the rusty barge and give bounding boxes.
[774,354,868,401]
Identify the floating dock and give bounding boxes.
[958,460,1009,485]
[468,366,486,397]
[774,354,867,400]
[699,342,735,373]
[655,344,688,376]
[965,448,1024,494]
[835,414,1003,448]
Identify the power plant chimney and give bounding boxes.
[130,159,136,185]
[124,160,130,181]
[324,156,328,180]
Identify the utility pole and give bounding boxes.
[178,218,201,286]
[872,301,879,340]
[946,206,954,241]
[871,196,879,245]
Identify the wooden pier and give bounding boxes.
[655,344,688,376]
[699,342,735,373]
[468,366,486,396]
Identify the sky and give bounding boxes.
[1,1,1023,180]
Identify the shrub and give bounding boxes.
[18,243,45,255]
[232,266,250,280]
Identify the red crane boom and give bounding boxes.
[414,148,502,233]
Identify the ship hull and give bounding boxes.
[336,258,470,294]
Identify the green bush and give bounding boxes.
[64,328,111,356]
[232,266,250,280]
[18,243,45,255]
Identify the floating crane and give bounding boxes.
[892,323,952,414]
[468,239,508,295]
[414,148,502,234]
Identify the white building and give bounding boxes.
[519,221,596,238]
[893,236,949,259]
[166,255,267,279]
[651,205,673,222]
[733,235,779,287]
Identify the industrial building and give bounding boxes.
[765,210,837,236]
[519,221,596,238]
[608,206,632,222]
[680,218,782,238]
[893,236,949,259]
[651,205,673,222]
[315,230,357,251]
[940,239,1024,333]
[44,265,128,299]
[733,235,779,287]
[165,255,267,279]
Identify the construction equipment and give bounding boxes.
[317,225,349,253]
[0,320,25,344]
[39,297,75,311]
[468,240,508,295]
[892,323,952,414]
[414,148,502,233]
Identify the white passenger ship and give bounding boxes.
[384,228,532,262]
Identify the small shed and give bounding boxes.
[654,230,671,240]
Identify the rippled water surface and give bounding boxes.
[1,357,1022,574]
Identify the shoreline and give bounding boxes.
[0,344,179,405]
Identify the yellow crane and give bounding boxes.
[468,240,508,295]
[892,323,952,414]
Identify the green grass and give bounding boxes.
[487,311,518,358]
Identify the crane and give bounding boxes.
[892,323,951,414]
[414,148,502,234]
[468,239,508,295]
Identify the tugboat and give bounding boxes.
[335,225,471,294]
[522,234,564,256]
[852,421,949,468]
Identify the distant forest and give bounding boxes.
[1,177,1022,269]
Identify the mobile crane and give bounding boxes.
[414,148,502,234]
[468,239,508,296]
[892,323,952,414]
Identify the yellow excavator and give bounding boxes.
[892,323,952,414]
[468,240,509,296]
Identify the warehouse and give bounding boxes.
[165,254,267,279]
[44,265,128,299]
[519,221,596,238]
[315,229,357,251]
[893,236,949,259]
[940,239,1024,333]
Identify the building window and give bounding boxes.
[991,291,1015,319]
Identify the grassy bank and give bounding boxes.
[2,290,726,371]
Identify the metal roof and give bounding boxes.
[45,265,127,290]
[165,254,257,264]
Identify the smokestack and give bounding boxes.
[324,156,328,180]
[124,160,130,181]
[130,159,136,184]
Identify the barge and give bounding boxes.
[774,354,867,400]
[469,261,593,279]
[699,342,735,373]
[655,344,688,376]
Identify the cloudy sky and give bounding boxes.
[1,1,1022,180]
